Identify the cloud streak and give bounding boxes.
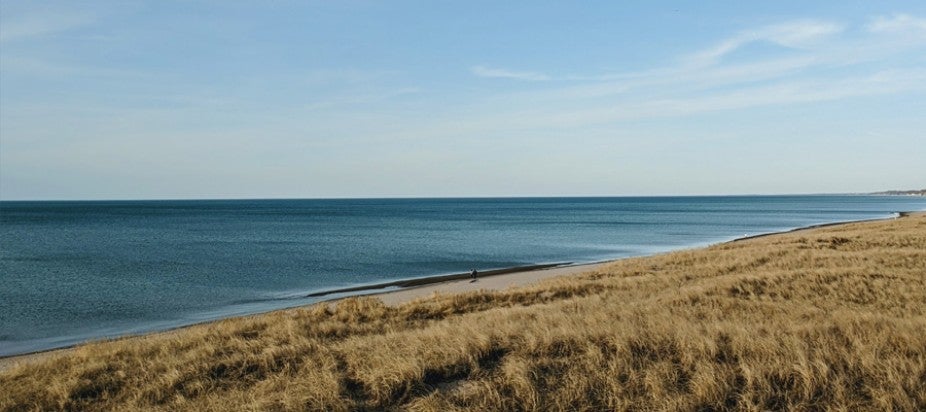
[471,65,550,81]
[686,19,844,66]
[547,69,926,127]
[447,15,926,133]
[0,10,94,43]
[867,13,926,35]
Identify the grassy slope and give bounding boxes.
[2,214,925,411]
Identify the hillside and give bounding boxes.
[2,213,925,411]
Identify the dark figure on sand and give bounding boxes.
[470,269,478,282]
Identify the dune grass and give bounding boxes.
[2,213,925,411]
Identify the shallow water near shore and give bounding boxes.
[1,195,924,356]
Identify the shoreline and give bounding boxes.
[0,211,915,371]
[305,262,568,298]
[310,210,918,301]
[726,213,907,243]
[372,260,612,306]
[367,211,915,304]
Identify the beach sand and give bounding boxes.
[374,262,608,306]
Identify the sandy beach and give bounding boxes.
[374,262,609,305]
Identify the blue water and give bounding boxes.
[1,196,924,356]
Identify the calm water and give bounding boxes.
[1,196,924,356]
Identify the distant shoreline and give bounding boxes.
[726,214,905,243]
[870,189,926,196]
[305,263,567,298]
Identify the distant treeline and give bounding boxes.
[872,189,926,196]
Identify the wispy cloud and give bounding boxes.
[867,13,926,34]
[301,87,421,111]
[301,69,401,86]
[0,11,94,43]
[469,19,852,92]
[0,56,142,78]
[471,65,550,81]
[447,15,926,133]
[540,69,926,127]
[687,19,844,66]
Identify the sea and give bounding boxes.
[1,195,924,357]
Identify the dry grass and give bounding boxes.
[2,214,925,411]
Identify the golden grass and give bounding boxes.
[2,214,925,411]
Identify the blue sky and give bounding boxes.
[1,1,924,199]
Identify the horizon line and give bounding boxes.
[0,192,907,202]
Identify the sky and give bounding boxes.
[1,1,925,200]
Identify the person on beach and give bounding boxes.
[470,268,478,281]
